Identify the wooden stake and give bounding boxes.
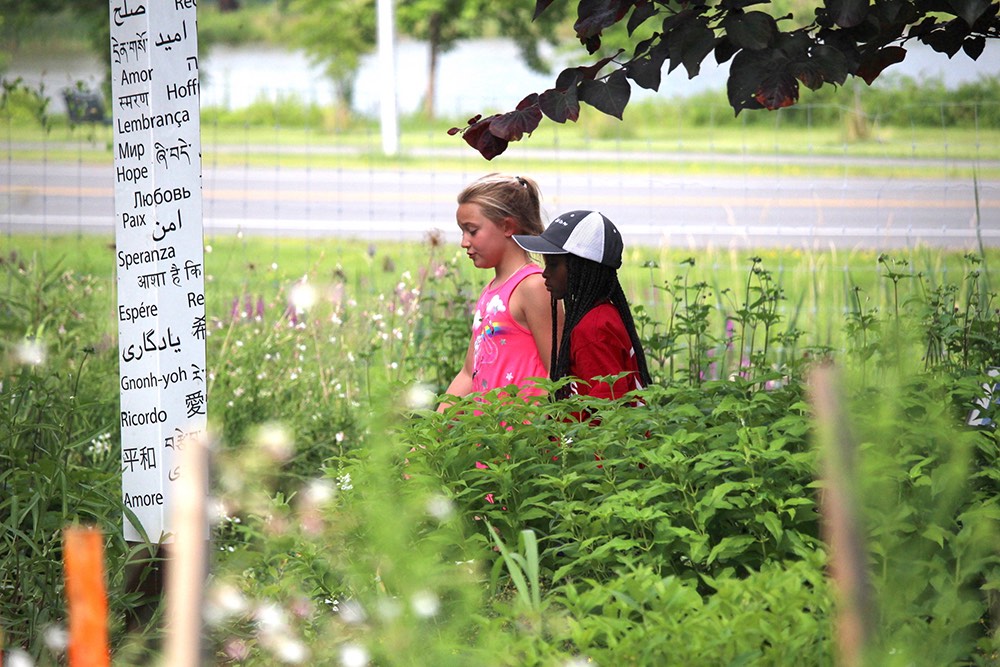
[808,364,876,667]
[162,438,209,667]
[63,526,111,667]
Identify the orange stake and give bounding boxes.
[63,526,111,667]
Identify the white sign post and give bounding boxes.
[110,0,207,543]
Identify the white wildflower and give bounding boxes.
[426,495,454,521]
[5,649,33,667]
[273,636,309,664]
[339,599,367,625]
[290,281,317,313]
[254,422,294,462]
[376,597,402,621]
[15,339,45,366]
[339,643,369,667]
[405,383,436,410]
[43,624,68,652]
[410,590,440,618]
[337,473,353,491]
[301,478,335,506]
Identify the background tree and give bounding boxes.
[450,0,1000,159]
[397,0,572,120]
[285,0,377,126]
[0,0,245,98]
[396,0,480,119]
[286,0,572,122]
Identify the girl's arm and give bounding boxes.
[437,336,476,412]
[512,273,560,373]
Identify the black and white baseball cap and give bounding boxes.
[513,210,623,269]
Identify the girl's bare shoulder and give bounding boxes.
[514,270,547,294]
[510,271,550,312]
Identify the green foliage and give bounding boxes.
[405,252,477,393]
[0,250,147,661]
[553,558,833,665]
[283,0,376,109]
[196,1,282,46]
[0,77,52,131]
[2,237,1000,664]
[408,381,821,587]
[200,93,327,129]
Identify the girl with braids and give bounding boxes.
[514,210,651,402]
[437,173,557,411]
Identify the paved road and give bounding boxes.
[2,159,998,250]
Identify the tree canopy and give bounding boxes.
[286,0,377,113]
[288,0,570,119]
[449,0,1000,159]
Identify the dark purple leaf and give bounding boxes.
[661,8,695,33]
[489,95,543,141]
[539,86,581,123]
[723,11,778,50]
[773,29,812,59]
[461,116,509,161]
[578,69,632,119]
[627,1,656,35]
[667,19,717,78]
[963,34,986,59]
[533,0,557,20]
[754,72,799,109]
[907,16,939,39]
[575,0,630,39]
[715,35,739,64]
[921,18,970,57]
[554,67,586,90]
[949,0,991,27]
[584,34,603,54]
[873,0,916,26]
[625,52,666,91]
[856,45,906,85]
[792,43,850,89]
[633,33,656,59]
[971,0,1000,30]
[578,52,624,80]
[825,0,869,28]
[727,49,773,114]
[720,0,771,8]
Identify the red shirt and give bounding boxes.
[569,302,643,399]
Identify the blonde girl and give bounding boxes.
[439,173,556,409]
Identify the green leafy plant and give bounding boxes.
[3,238,1000,665]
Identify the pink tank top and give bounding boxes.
[471,264,547,395]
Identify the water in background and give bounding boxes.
[6,37,1000,118]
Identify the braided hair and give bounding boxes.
[550,255,652,399]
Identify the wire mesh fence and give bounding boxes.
[2,97,999,254]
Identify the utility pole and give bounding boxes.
[377,0,400,156]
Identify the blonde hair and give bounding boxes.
[457,173,544,235]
